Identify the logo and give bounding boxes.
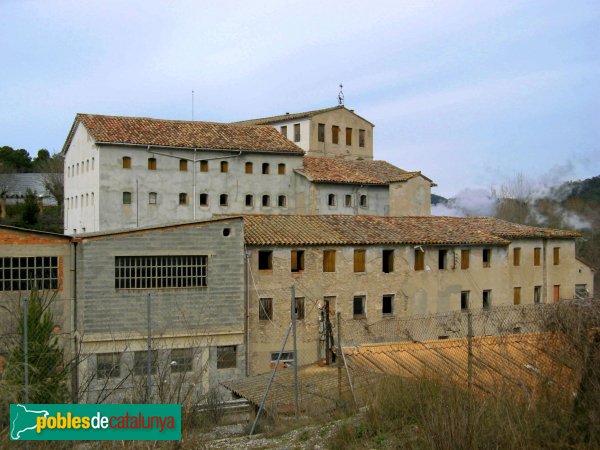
[10,404,181,441]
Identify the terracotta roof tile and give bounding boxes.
[297,156,431,185]
[240,215,581,246]
[231,105,374,126]
[62,114,304,154]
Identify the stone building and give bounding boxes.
[233,105,375,160]
[62,113,432,234]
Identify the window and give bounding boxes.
[278,163,285,175]
[534,286,541,304]
[346,127,352,145]
[482,249,491,268]
[262,163,270,174]
[332,125,340,144]
[344,195,352,207]
[438,249,447,270]
[354,249,366,272]
[323,250,336,272]
[295,297,305,320]
[67,166,70,177]
[294,123,300,142]
[179,193,188,205]
[514,287,521,305]
[461,291,470,310]
[382,295,393,316]
[262,195,270,207]
[382,250,394,273]
[76,163,79,174]
[217,346,237,369]
[200,160,208,172]
[259,298,273,320]
[482,290,491,309]
[170,348,193,373]
[92,157,95,170]
[414,249,425,271]
[122,156,131,169]
[291,250,305,272]
[220,161,228,173]
[278,195,287,207]
[353,296,366,318]
[553,285,560,302]
[359,129,365,147]
[461,249,470,270]
[534,247,541,266]
[86,159,89,171]
[280,126,287,137]
[318,123,325,142]
[219,194,228,206]
[575,284,588,299]
[513,248,521,266]
[271,351,295,364]
[245,162,253,174]
[178,159,188,172]
[328,194,336,207]
[199,193,208,206]
[0,256,59,291]
[97,353,121,378]
[149,192,157,204]
[123,192,132,205]
[148,157,157,170]
[553,247,560,265]
[359,195,368,207]
[114,255,207,289]
[258,251,272,270]
[245,194,254,207]
[134,350,157,375]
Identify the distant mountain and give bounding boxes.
[431,194,448,205]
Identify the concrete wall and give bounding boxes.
[308,182,389,215]
[268,118,311,151]
[246,239,587,375]
[308,109,373,160]
[389,176,432,216]
[75,218,246,398]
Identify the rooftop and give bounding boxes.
[231,105,374,126]
[240,215,581,246]
[62,114,304,155]
[297,156,432,185]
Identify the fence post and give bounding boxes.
[147,293,152,403]
[23,297,29,404]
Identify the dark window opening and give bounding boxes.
[461,291,469,310]
[220,161,228,173]
[483,249,491,268]
[280,126,287,137]
[438,249,447,270]
[414,249,425,271]
[245,194,253,207]
[199,193,208,206]
[291,250,305,272]
[359,129,365,147]
[278,163,285,175]
[294,123,301,142]
[97,353,121,378]
[382,295,393,316]
[344,195,352,207]
[200,160,208,172]
[123,192,132,205]
[328,194,336,207]
[148,158,157,170]
[318,123,325,142]
[294,297,305,320]
[382,250,394,273]
[359,195,368,207]
[353,296,365,318]
[262,195,270,207]
[219,194,228,206]
[278,195,286,207]
[179,193,188,205]
[534,286,541,304]
[259,298,273,320]
[483,290,491,309]
[258,251,272,270]
[134,350,157,375]
[179,160,188,171]
[262,163,270,174]
[245,162,253,174]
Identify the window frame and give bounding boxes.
[123,191,132,205]
[482,248,491,268]
[96,352,121,379]
[291,250,305,273]
[219,194,228,207]
[178,192,188,205]
[259,297,273,321]
[295,297,305,320]
[461,291,470,310]
[217,346,237,369]
[245,194,254,207]
[278,195,287,208]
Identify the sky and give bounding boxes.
[1,0,599,197]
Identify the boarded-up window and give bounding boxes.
[354,249,366,272]
[359,129,365,147]
[220,161,228,173]
[199,193,208,206]
[461,291,470,310]
[262,163,270,174]
[245,194,253,207]
[278,163,286,175]
[514,287,521,305]
[323,250,336,272]
[414,249,424,271]
[278,195,286,207]
[148,158,157,170]
[245,162,253,174]
[258,251,272,270]
[123,156,131,169]
[382,250,394,273]
[280,126,287,137]
[461,249,470,269]
[294,124,301,142]
[123,192,132,205]
[553,285,560,302]
[217,346,237,368]
[179,160,188,171]
[295,297,305,320]
[346,127,352,145]
[534,247,541,266]
[382,295,393,316]
[259,298,273,320]
[553,247,560,265]
[513,248,521,266]
[200,160,208,172]
[534,286,541,304]
[291,250,305,272]
[483,290,491,309]
[318,123,325,142]
[483,249,491,268]
[332,125,340,144]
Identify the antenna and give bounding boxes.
[192,90,195,121]
[338,83,344,106]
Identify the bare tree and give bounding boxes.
[39,153,64,207]
[494,172,535,225]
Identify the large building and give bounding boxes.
[62,112,432,234]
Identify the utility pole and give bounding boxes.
[291,285,299,418]
[147,293,152,402]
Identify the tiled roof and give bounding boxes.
[62,114,304,154]
[297,156,432,185]
[231,105,374,126]
[240,215,581,246]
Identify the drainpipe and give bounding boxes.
[244,247,250,377]
[193,148,197,221]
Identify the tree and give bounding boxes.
[0,161,15,219]
[22,189,40,226]
[32,149,51,172]
[38,152,64,207]
[4,290,69,403]
[0,146,32,172]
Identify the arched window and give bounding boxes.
[220,161,228,173]
[245,162,253,174]
[278,195,287,207]
[179,193,188,205]
[148,158,157,170]
[360,194,368,207]
[219,194,228,206]
[262,163,270,174]
[262,195,270,207]
[199,193,208,206]
[245,194,254,207]
[328,194,336,207]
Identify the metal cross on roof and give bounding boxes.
[338,83,344,106]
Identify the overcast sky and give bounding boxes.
[1,0,598,196]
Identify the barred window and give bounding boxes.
[217,346,237,369]
[0,256,59,291]
[134,350,157,375]
[170,348,193,373]
[114,255,207,289]
[96,353,121,378]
